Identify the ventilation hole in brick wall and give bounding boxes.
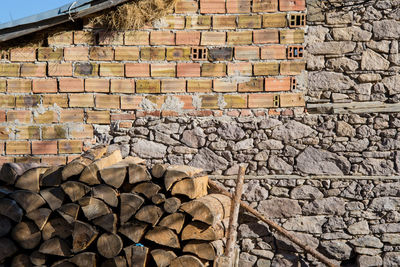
[289,14,305,27]
[287,46,304,59]
[291,77,297,90]
[273,95,280,107]
[191,47,208,60]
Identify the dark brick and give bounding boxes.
[208,47,233,61]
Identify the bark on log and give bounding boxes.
[72,221,98,253]
[101,256,127,267]
[120,193,144,223]
[181,220,226,241]
[83,145,109,161]
[93,213,118,233]
[97,233,123,259]
[61,181,90,202]
[70,252,97,267]
[92,184,119,207]
[183,241,218,260]
[133,182,161,199]
[171,176,208,199]
[11,221,41,249]
[0,162,43,185]
[128,164,151,184]
[151,164,169,179]
[163,197,181,214]
[26,208,51,230]
[80,150,122,185]
[145,226,180,249]
[124,245,148,267]
[150,249,177,267]
[0,198,23,222]
[11,254,31,267]
[169,255,205,267]
[10,190,45,213]
[57,203,80,224]
[164,165,203,190]
[61,157,92,181]
[42,218,72,241]
[135,205,163,226]
[39,237,71,257]
[158,213,185,233]
[15,167,48,192]
[29,251,46,266]
[0,237,18,262]
[119,221,148,243]
[0,215,12,237]
[151,193,166,205]
[40,187,65,210]
[79,197,110,220]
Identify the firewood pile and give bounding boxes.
[0,146,231,267]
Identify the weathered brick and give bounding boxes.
[0,80,6,92]
[41,156,67,165]
[15,126,40,139]
[32,141,57,155]
[175,95,195,109]
[280,29,305,44]
[60,109,84,122]
[263,13,287,28]
[248,93,275,108]
[213,15,236,29]
[32,79,57,93]
[261,45,286,59]
[115,47,139,61]
[37,48,63,61]
[176,32,201,45]
[227,31,252,45]
[150,32,175,45]
[0,127,10,139]
[111,113,135,121]
[187,80,212,92]
[15,157,41,164]
[87,110,110,124]
[201,95,219,109]
[89,47,114,61]
[224,95,247,108]
[69,124,93,139]
[265,77,292,91]
[59,78,84,92]
[253,30,279,44]
[100,63,124,77]
[254,62,280,75]
[238,78,264,92]
[235,46,259,60]
[7,110,31,123]
[202,63,226,77]
[177,63,201,77]
[42,125,67,139]
[238,15,262,28]
[0,95,15,108]
[146,96,165,109]
[34,110,58,124]
[111,79,135,93]
[228,62,252,76]
[280,93,305,107]
[74,63,99,77]
[124,31,149,45]
[136,80,161,93]
[95,94,120,109]
[175,0,198,13]
[48,63,73,77]
[48,31,73,45]
[69,94,94,107]
[42,94,68,107]
[280,61,306,75]
[208,48,233,61]
[74,31,95,45]
[0,64,19,77]
[85,79,109,93]
[161,79,186,93]
[214,80,237,92]
[166,47,191,61]
[200,0,226,13]
[21,64,46,77]
[160,15,185,29]
[6,141,30,155]
[15,95,40,108]
[64,47,89,61]
[201,32,226,45]
[99,32,124,45]
[141,47,165,61]
[253,0,278,12]
[0,111,5,123]
[126,63,150,77]
[279,0,305,11]
[59,140,83,154]
[7,79,31,93]
[10,48,36,62]
[121,95,143,110]
[226,0,250,13]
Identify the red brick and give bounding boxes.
[0,80,5,92]
[187,80,212,92]
[235,46,259,60]
[265,77,292,92]
[85,79,109,93]
[126,63,150,77]
[279,0,305,11]
[64,47,89,61]
[115,47,139,61]
[238,15,262,28]
[150,32,175,45]
[280,61,306,75]
[253,30,279,44]
[34,110,58,124]
[69,94,94,107]
[228,62,252,76]
[7,79,31,93]
[15,95,40,108]
[95,94,120,109]
[248,93,275,108]
[89,47,114,61]
[0,95,15,108]
[121,96,143,110]
[37,47,63,61]
[176,95,195,109]
[187,110,213,117]
[261,45,287,59]
[175,0,198,13]
[161,79,186,93]
[226,0,250,13]
[176,32,201,45]
[48,63,73,77]
[141,47,165,61]
[136,80,161,94]
[110,79,135,93]
[136,111,161,117]
[42,125,67,139]
[227,31,253,45]
[111,113,135,121]
[32,79,57,93]
[213,15,236,29]
[162,15,185,30]
[161,110,180,117]
[200,0,226,13]
[58,140,83,154]
[0,64,19,77]
[186,16,211,29]
[177,63,200,77]
[0,111,5,122]
[10,48,36,62]
[201,32,226,46]
[32,141,57,155]
[74,63,99,77]
[100,63,124,77]
[60,109,84,123]
[146,96,165,109]
[151,64,176,77]
[7,110,31,123]
[6,141,31,155]
[59,78,84,92]
[202,63,226,77]
[224,95,247,108]
[253,0,278,12]
[200,95,219,109]
[20,64,46,77]
[214,80,237,92]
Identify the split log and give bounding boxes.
[10,190,45,213]
[151,193,166,205]
[120,193,144,223]
[120,156,145,165]
[133,182,161,199]
[0,198,23,222]
[119,221,147,243]
[42,218,72,240]
[145,226,180,249]
[151,164,169,178]
[181,220,226,241]
[15,167,48,192]
[0,186,12,197]
[26,208,51,230]
[101,256,127,267]
[171,176,208,199]
[51,259,75,267]
[92,184,118,207]
[40,187,65,210]
[183,241,222,260]
[62,157,92,181]
[41,166,63,187]
[83,145,109,161]
[11,254,31,267]
[150,249,177,267]
[70,252,96,267]
[80,150,122,185]
[39,237,71,257]
[97,233,123,259]
[180,194,231,225]
[61,181,90,202]
[169,255,205,267]
[124,245,148,267]
[93,213,117,233]
[0,215,12,237]
[0,162,42,185]
[98,156,143,188]
[128,164,151,184]
[164,197,181,214]
[164,165,203,190]
[79,197,110,220]
[158,213,185,233]
[57,203,80,224]
[30,251,46,266]
[72,221,98,253]
[135,205,163,226]
[11,221,41,249]
[0,237,18,262]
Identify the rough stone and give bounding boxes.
[348,220,370,235]
[282,216,327,233]
[189,147,229,172]
[181,127,206,148]
[373,20,400,39]
[271,253,299,266]
[350,235,383,248]
[217,123,246,141]
[382,234,400,245]
[271,121,314,143]
[258,118,282,129]
[303,197,346,215]
[337,121,356,137]
[258,140,284,150]
[131,139,167,159]
[360,159,395,175]
[290,185,323,200]
[233,138,254,151]
[268,156,293,174]
[383,252,400,266]
[326,57,359,71]
[320,240,352,260]
[361,49,390,70]
[258,199,301,218]
[307,41,356,55]
[382,75,400,95]
[309,71,356,92]
[357,255,382,267]
[370,197,400,211]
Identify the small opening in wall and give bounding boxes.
[273,95,280,107]
[191,47,208,60]
[288,46,304,59]
[291,77,297,90]
[289,14,305,27]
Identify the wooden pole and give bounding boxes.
[208,179,339,267]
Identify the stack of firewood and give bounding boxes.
[0,146,230,267]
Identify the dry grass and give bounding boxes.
[91,0,177,30]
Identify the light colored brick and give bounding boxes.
[69,94,94,107]
[124,32,149,45]
[6,141,30,155]
[200,95,219,109]
[48,63,73,77]
[186,15,211,29]
[64,47,89,61]
[265,77,292,91]
[121,95,143,110]
[254,62,280,75]
[224,95,247,108]
[60,109,84,122]
[100,63,124,77]
[187,80,212,92]
[14,126,40,139]
[32,141,57,155]
[176,32,201,45]
[111,79,135,93]
[213,15,236,29]
[202,63,226,77]
[10,48,36,62]
[280,93,305,107]
[227,31,252,45]
[0,80,6,92]
[253,30,279,44]
[74,31,95,45]
[280,29,305,44]
[280,61,306,75]
[89,47,114,61]
[87,110,110,124]
[151,64,176,77]
[95,94,120,109]
[261,45,286,59]
[160,15,185,29]
[126,63,150,77]
[99,31,124,45]
[200,0,226,13]
[235,46,259,60]
[20,64,46,77]
[226,0,250,13]
[7,110,31,123]
[37,48,63,61]
[248,93,275,108]
[42,125,67,139]
[0,95,15,108]
[34,110,58,124]
[7,79,31,93]
[166,47,191,61]
[177,63,200,77]
[69,124,93,139]
[214,80,237,92]
[85,79,109,93]
[0,64,19,77]
[238,78,264,92]
[42,94,68,107]
[59,78,84,92]
[201,32,226,45]
[58,140,83,154]
[115,47,139,61]
[161,79,186,93]
[0,127,10,139]
[48,31,73,45]
[150,32,175,45]
[32,79,57,93]
[175,0,198,13]
[253,0,278,12]
[279,0,305,11]
[136,80,161,93]
[141,47,165,61]
[238,15,262,28]
[263,13,287,28]
[41,156,67,165]
[228,62,252,76]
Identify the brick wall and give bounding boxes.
[0,0,306,162]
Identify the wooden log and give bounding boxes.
[171,176,208,199]
[135,205,163,226]
[170,255,205,267]
[164,165,203,190]
[93,213,118,233]
[57,203,80,224]
[61,181,90,202]
[133,182,161,199]
[151,193,166,205]
[158,213,185,233]
[0,198,23,222]
[83,145,109,161]
[72,221,98,253]
[151,164,169,178]
[39,237,71,257]
[11,254,31,267]
[0,162,43,185]
[181,220,226,241]
[0,215,12,237]
[11,221,41,249]
[92,184,118,207]
[26,208,51,231]
[30,251,46,266]
[10,190,45,213]
[150,249,177,267]
[51,259,75,267]
[0,237,18,262]
[97,233,123,259]
[124,245,148,267]
[145,226,180,249]
[120,193,144,223]
[80,150,122,185]
[40,166,63,187]
[40,187,65,210]
[0,186,12,197]
[119,221,148,243]
[98,156,143,188]
[101,256,127,267]
[183,241,219,260]
[42,218,73,241]
[128,164,151,184]
[70,252,96,267]
[61,157,93,181]
[163,197,181,214]
[79,197,111,220]
[15,167,48,192]
[180,194,231,225]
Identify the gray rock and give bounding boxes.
[307,41,356,55]
[309,71,355,92]
[320,240,352,260]
[370,197,400,212]
[258,140,284,150]
[271,253,299,267]
[373,20,400,39]
[154,132,180,145]
[350,236,383,248]
[337,121,356,137]
[270,187,289,197]
[268,156,293,174]
[322,232,353,240]
[290,185,323,200]
[258,199,301,218]
[252,249,274,260]
[361,49,390,70]
[383,252,400,266]
[256,259,271,267]
[172,146,197,154]
[382,234,400,245]
[303,197,346,215]
[276,232,319,252]
[326,57,359,71]
[382,75,400,95]
[367,40,391,53]
[152,123,180,134]
[326,11,353,24]
[243,180,269,202]
[131,139,167,159]
[181,127,206,148]
[355,247,381,256]
[259,118,282,129]
[371,223,400,234]
[359,159,395,175]
[296,147,351,175]
[239,252,257,267]
[325,216,346,231]
[373,182,400,197]
[217,123,246,141]
[348,220,370,235]
[234,138,254,151]
[254,151,269,161]
[357,255,382,267]
[271,121,314,143]
[282,216,327,233]
[209,140,227,150]
[238,222,270,239]
[189,148,229,172]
